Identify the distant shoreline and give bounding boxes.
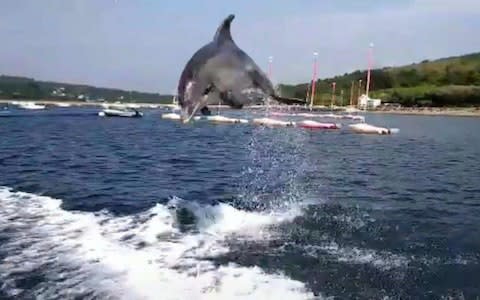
[2,99,479,117]
[370,107,480,117]
[0,99,174,107]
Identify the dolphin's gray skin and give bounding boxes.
[177,14,305,123]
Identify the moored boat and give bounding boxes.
[99,107,143,117]
[252,117,295,127]
[297,120,341,129]
[17,102,46,110]
[206,115,248,124]
[349,123,398,135]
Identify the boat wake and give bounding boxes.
[0,187,315,300]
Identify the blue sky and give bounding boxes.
[1,0,479,93]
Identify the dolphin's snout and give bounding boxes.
[180,100,203,123]
[180,105,193,123]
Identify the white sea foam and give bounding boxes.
[0,187,317,299]
[303,242,409,271]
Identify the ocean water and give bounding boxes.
[1,106,480,299]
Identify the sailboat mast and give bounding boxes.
[366,43,374,97]
[350,81,354,106]
[267,56,273,115]
[310,52,318,111]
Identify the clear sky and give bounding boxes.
[1,0,479,93]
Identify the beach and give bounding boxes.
[371,106,480,117]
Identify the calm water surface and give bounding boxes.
[1,107,479,299]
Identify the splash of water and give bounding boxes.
[0,187,318,299]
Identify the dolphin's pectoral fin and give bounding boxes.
[224,100,243,109]
[248,68,275,97]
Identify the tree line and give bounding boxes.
[0,75,172,103]
[279,52,480,107]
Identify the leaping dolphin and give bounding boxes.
[177,14,305,123]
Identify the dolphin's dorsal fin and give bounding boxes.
[213,14,235,45]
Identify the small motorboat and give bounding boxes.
[17,102,46,110]
[55,102,71,107]
[297,120,341,129]
[252,117,295,127]
[99,107,143,118]
[349,123,398,135]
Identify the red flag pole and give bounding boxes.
[366,43,374,98]
[310,52,318,111]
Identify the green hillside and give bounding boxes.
[0,75,173,103]
[279,52,480,107]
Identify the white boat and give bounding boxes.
[206,115,248,124]
[297,120,341,129]
[342,114,365,122]
[349,123,398,135]
[345,106,361,113]
[98,107,143,118]
[358,94,382,110]
[55,102,71,107]
[17,102,46,110]
[252,117,295,127]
